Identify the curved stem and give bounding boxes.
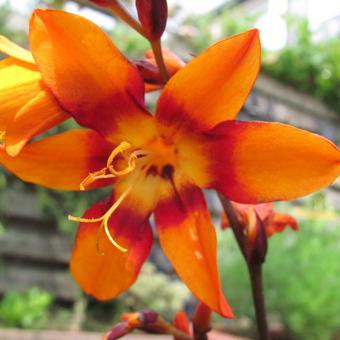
[218,194,246,259]
[218,194,269,340]
[108,0,147,38]
[150,39,170,83]
[106,1,170,84]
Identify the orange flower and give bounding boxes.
[1,9,340,317]
[221,202,298,263]
[221,202,298,237]
[0,36,68,156]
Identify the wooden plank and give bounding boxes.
[0,188,46,221]
[0,262,79,301]
[0,221,72,264]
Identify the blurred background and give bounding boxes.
[0,0,340,339]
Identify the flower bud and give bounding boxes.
[135,0,168,40]
[135,48,185,91]
[89,0,112,7]
[104,321,132,340]
[192,303,212,340]
[173,311,191,339]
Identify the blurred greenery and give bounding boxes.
[263,17,340,112]
[218,196,340,340]
[0,288,53,328]
[184,12,340,114]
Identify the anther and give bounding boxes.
[79,141,139,191]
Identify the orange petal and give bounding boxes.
[0,58,40,131]
[5,89,69,156]
[29,9,157,146]
[265,211,298,237]
[0,35,35,64]
[205,121,340,203]
[70,196,153,300]
[0,130,113,190]
[156,30,260,137]
[155,185,233,318]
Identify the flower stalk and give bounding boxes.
[150,39,170,83]
[106,0,148,38]
[219,194,269,340]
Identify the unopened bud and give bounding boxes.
[135,0,168,40]
[104,321,132,340]
[173,311,191,339]
[89,0,113,7]
[192,303,212,340]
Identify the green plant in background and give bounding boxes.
[263,17,340,112]
[110,24,149,58]
[218,195,340,340]
[0,288,53,328]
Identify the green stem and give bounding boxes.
[219,195,269,340]
[248,264,269,340]
[107,0,148,38]
[150,39,170,83]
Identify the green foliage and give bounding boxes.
[218,198,340,339]
[182,10,257,53]
[0,288,53,328]
[110,25,149,59]
[263,17,340,112]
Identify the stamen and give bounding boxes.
[71,142,152,253]
[79,141,139,190]
[68,185,133,253]
[106,141,131,168]
[80,168,107,191]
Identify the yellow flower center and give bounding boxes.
[68,138,177,254]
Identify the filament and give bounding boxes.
[69,165,151,253]
[68,185,133,253]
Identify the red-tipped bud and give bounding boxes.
[192,303,212,340]
[247,213,268,265]
[135,0,168,40]
[89,0,113,7]
[173,311,191,339]
[104,321,133,340]
[135,48,185,92]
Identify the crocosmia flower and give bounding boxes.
[221,202,298,263]
[221,202,298,237]
[1,9,340,318]
[0,36,68,156]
